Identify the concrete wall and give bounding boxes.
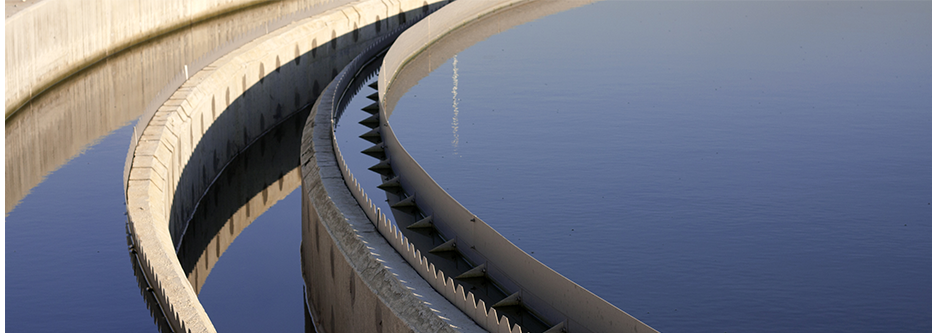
[298,18,489,331]
[3,0,290,117]
[125,1,462,332]
[6,0,254,117]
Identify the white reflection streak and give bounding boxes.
[451,55,460,154]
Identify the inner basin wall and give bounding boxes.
[124,1,445,332]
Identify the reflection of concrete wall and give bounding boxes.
[125,1,446,332]
[5,0,349,214]
[382,0,582,118]
[177,110,307,294]
[186,168,301,294]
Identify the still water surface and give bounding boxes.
[7,1,931,332]
[5,121,305,332]
[5,124,155,331]
[387,2,931,332]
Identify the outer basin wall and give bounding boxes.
[4,0,273,117]
[125,1,436,332]
[5,0,349,214]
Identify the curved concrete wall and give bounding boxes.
[3,0,284,117]
[123,1,394,331]
[125,1,463,332]
[377,1,659,332]
[298,19,489,332]
[5,0,257,117]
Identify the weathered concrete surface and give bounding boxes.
[301,115,482,332]
[5,0,44,18]
[298,23,488,330]
[125,0,461,331]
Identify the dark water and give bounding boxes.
[388,2,932,332]
[335,76,397,217]
[179,109,309,333]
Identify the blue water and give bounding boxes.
[197,191,305,333]
[6,1,931,332]
[389,2,932,332]
[5,124,157,332]
[5,121,306,332]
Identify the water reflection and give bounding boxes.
[126,109,306,331]
[176,109,307,294]
[381,0,593,119]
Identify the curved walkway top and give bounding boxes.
[376,1,660,332]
